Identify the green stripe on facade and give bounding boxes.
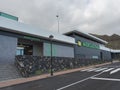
[23,36,40,41]
[0,12,18,21]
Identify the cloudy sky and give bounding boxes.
[0,0,120,35]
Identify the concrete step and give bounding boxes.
[0,63,21,81]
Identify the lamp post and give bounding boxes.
[49,35,54,76]
[56,15,59,33]
[110,48,113,63]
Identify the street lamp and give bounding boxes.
[110,48,113,63]
[56,15,59,33]
[49,35,54,76]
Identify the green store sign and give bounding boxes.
[24,36,40,41]
[77,41,99,49]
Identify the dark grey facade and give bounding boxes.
[65,32,112,60]
[111,52,120,59]
[101,50,111,60]
[74,34,101,59]
[0,35,17,64]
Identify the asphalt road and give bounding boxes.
[1,62,120,90]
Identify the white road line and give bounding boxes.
[110,68,120,74]
[91,77,120,82]
[95,68,108,72]
[56,72,103,90]
[87,67,102,72]
[56,77,90,90]
[102,68,114,72]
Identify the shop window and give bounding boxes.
[17,44,33,55]
[16,47,24,55]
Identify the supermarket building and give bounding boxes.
[0,12,120,65]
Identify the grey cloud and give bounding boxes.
[0,0,120,35]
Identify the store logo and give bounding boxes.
[77,40,100,49]
[77,41,82,47]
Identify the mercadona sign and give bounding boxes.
[77,41,100,49]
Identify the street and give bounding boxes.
[1,62,120,90]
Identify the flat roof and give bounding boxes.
[0,16,75,45]
[100,45,110,51]
[111,49,120,53]
[64,30,108,44]
[100,45,120,53]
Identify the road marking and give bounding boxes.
[102,68,114,72]
[95,68,108,72]
[91,77,120,82]
[81,68,93,71]
[56,72,103,90]
[110,68,120,74]
[87,67,102,72]
[57,76,90,90]
[82,67,116,73]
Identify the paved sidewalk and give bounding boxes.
[0,61,119,88]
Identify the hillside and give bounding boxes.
[91,34,120,49]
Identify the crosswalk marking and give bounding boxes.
[81,67,102,72]
[102,68,114,72]
[87,67,102,72]
[94,68,108,72]
[110,68,120,74]
[81,67,120,74]
[81,68,93,71]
